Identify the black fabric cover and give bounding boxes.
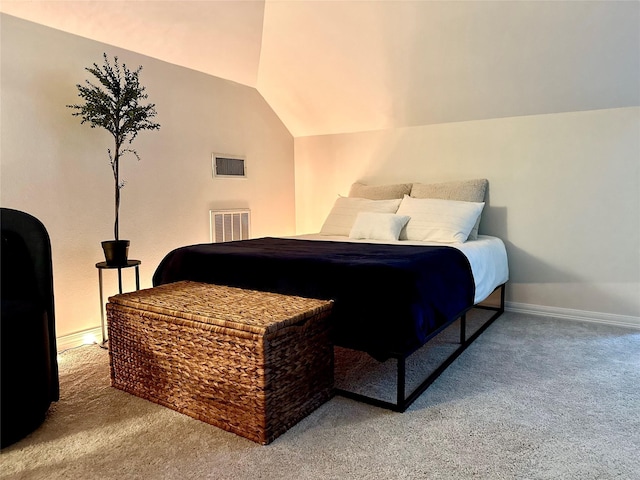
[1,208,58,448]
[153,238,475,357]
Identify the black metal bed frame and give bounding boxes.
[334,283,506,412]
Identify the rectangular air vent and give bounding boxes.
[212,154,246,177]
[209,209,250,243]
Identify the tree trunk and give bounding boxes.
[114,150,120,241]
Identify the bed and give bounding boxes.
[152,179,509,411]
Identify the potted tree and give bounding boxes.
[68,53,160,266]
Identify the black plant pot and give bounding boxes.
[101,240,130,266]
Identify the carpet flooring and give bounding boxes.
[2,311,638,479]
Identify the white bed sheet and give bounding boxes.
[286,234,509,304]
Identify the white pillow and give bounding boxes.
[396,195,484,243]
[320,196,402,236]
[349,212,411,241]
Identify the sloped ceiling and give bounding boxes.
[0,1,265,87]
[1,0,639,137]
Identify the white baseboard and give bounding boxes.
[56,326,103,353]
[505,302,640,330]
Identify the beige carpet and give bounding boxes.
[2,312,639,479]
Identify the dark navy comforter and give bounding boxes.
[152,237,475,357]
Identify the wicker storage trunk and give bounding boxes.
[106,281,334,444]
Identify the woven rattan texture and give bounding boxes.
[107,282,334,444]
[108,281,332,335]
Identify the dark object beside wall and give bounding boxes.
[1,208,59,448]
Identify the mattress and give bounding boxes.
[290,234,509,304]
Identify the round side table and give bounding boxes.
[96,260,141,345]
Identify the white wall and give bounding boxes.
[1,15,295,338]
[295,107,640,319]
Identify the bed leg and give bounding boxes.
[335,283,507,413]
[397,357,406,411]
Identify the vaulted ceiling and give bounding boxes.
[2,1,639,137]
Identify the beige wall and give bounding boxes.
[2,13,639,342]
[295,107,640,319]
[1,15,294,338]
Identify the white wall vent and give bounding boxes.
[212,154,246,177]
[209,209,251,243]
